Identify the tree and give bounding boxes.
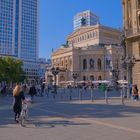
[0,57,26,84]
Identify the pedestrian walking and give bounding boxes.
[29,84,37,103]
[41,83,45,96]
[132,84,139,101]
[13,84,26,123]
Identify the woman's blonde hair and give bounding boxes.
[13,85,22,96]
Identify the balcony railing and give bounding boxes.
[125,28,140,38]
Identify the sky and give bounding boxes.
[39,0,123,59]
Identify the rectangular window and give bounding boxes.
[139,42,140,57]
[139,14,140,27]
[138,0,140,8]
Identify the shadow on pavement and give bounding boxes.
[0,91,140,128]
[31,120,90,129]
[30,100,140,119]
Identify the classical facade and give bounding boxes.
[50,25,124,86]
[68,24,121,48]
[122,0,140,87]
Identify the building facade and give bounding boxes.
[68,24,121,48]
[50,26,124,86]
[122,0,140,88]
[0,0,39,83]
[73,10,99,31]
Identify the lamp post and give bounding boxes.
[120,33,136,99]
[51,67,60,98]
[120,56,136,98]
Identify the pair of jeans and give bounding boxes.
[133,95,139,100]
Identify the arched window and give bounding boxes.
[61,61,64,66]
[69,59,72,66]
[98,76,102,80]
[97,58,102,70]
[83,59,87,70]
[78,38,79,42]
[95,31,97,37]
[87,34,90,39]
[83,76,86,81]
[85,35,86,40]
[90,75,94,81]
[89,59,94,69]
[60,75,65,82]
[89,33,92,38]
[93,32,95,37]
[124,76,127,80]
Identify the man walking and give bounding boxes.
[29,84,37,103]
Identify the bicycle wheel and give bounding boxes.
[25,109,28,121]
[20,111,25,127]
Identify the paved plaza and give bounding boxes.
[0,89,140,140]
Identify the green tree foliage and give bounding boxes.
[0,57,26,83]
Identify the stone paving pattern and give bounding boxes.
[0,89,140,140]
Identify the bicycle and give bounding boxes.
[20,102,29,127]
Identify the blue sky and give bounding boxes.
[39,0,123,59]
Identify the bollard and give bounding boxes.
[105,90,108,104]
[60,88,64,99]
[53,92,55,99]
[69,88,72,100]
[121,87,124,105]
[79,89,82,101]
[91,89,94,102]
[64,87,65,94]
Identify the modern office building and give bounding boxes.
[73,10,100,31]
[122,0,140,89]
[0,0,40,83]
[0,0,14,55]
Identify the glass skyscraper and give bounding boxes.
[0,0,39,83]
[0,0,14,55]
[73,10,100,31]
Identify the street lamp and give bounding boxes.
[120,34,136,99]
[51,67,60,97]
[120,56,136,98]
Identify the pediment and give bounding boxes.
[68,25,99,38]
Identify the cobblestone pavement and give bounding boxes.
[0,89,140,140]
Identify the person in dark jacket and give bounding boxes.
[29,84,36,103]
[132,84,139,101]
[13,84,26,123]
[41,83,45,96]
